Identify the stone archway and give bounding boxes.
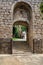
[13,20,29,40]
[12,1,32,20]
[12,1,33,53]
[12,20,29,54]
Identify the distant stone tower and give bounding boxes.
[0,0,43,54]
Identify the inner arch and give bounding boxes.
[12,1,32,21]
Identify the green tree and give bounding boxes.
[13,26,19,38]
[21,26,27,31]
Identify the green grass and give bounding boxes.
[12,38,20,41]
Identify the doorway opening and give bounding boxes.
[13,25,27,41]
[12,21,31,54]
[12,1,32,54]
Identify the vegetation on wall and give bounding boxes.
[40,2,43,13]
[40,2,43,19]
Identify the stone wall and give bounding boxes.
[0,0,43,53]
[0,0,33,38]
[32,1,43,52]
[0,38,12,54]
[0,2,12,38]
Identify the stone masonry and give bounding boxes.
[0,0,43,54]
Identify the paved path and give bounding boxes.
[0,54,43,65]
[12,41,32,55]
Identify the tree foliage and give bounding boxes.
[13,25,27,38]
[21,26,27,31]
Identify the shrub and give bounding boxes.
[40,2,43,13]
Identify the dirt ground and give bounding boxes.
[0,54,43,65]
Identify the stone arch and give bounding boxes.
[13,19,29,25]
[11,1,32,22]
[12,1,33,52]
[13,20,29,26]
[12,20,29,54]
[12,1,32,38]
[12,20,29,49]
[12,20,29,40]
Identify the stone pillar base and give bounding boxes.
[0,38,12,54]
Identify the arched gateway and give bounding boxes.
[12,1,33,53]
